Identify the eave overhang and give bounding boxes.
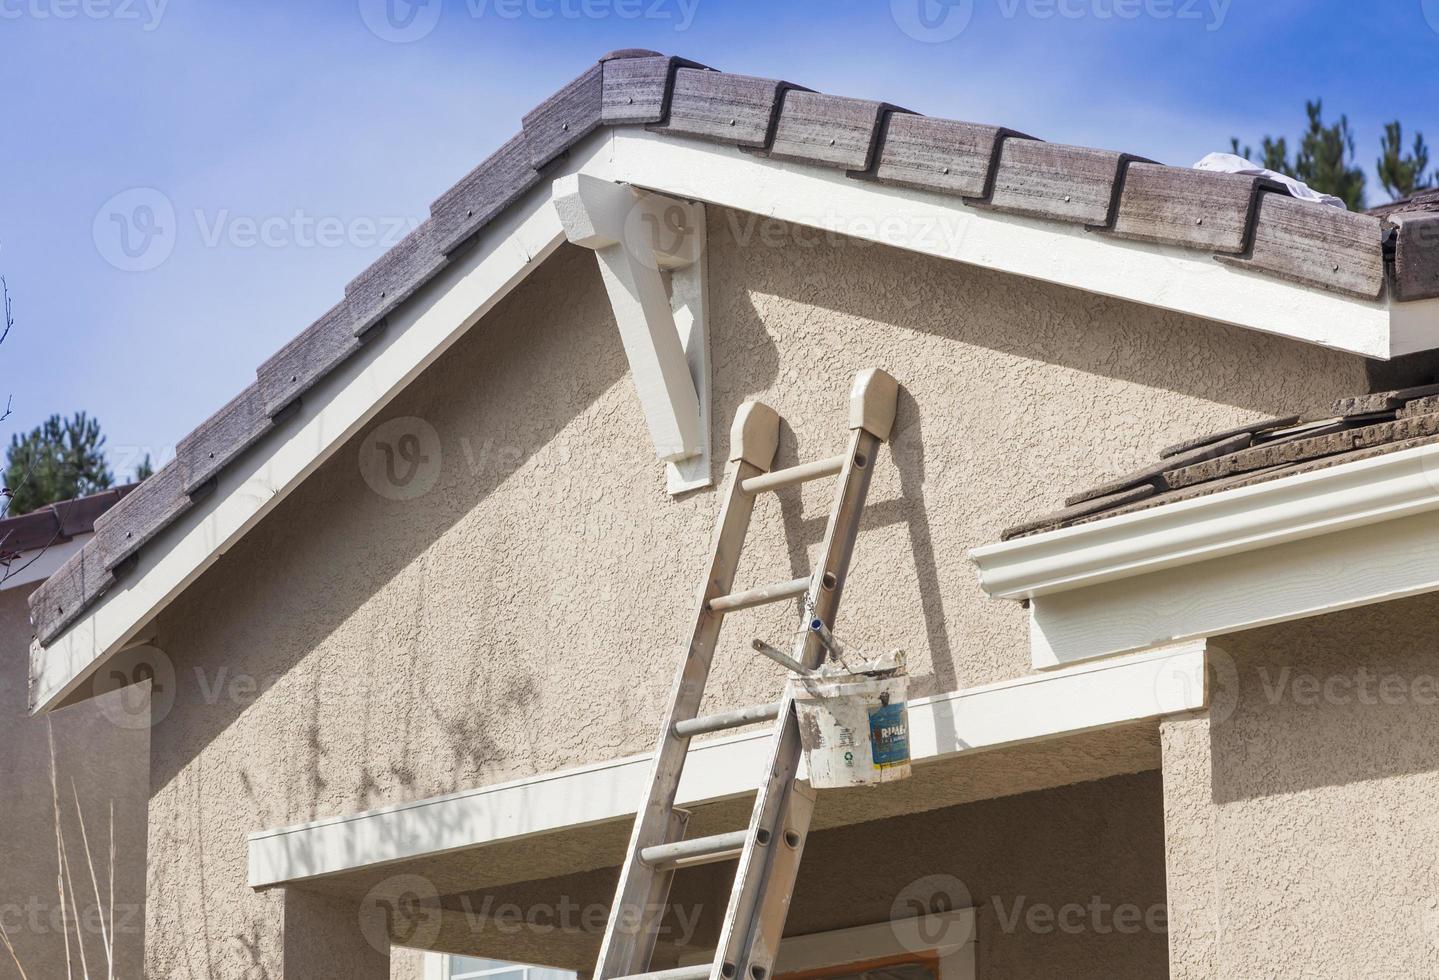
[971,439,1439,667]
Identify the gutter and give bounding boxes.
[970,438,1439,600]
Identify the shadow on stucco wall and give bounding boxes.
[1208,589,1439,803]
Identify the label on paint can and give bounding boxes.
[868,701,910,769]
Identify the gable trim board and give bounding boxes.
[970,438,1439,667]
[246,641,1206,889]
[27,57,1439,712]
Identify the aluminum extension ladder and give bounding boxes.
[594,368,900,980]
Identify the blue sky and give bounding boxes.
[1,0,1436,479]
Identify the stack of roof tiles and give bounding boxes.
[27,49,1439,646]
[1004,383,1439,539]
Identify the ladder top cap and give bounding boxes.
[729,401,781,468]
[849,368,899,441]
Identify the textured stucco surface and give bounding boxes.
[132,208,1380,974]
[0,584,149,980]
[339,771,1167,980]
[1162,594,1439,977]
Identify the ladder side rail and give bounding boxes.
[710,422,885,980]
[595,404,781,980]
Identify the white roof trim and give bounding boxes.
[607,130,1434,361]
[37,126,1435,712]
[29,138,612,713]
[246,641,1206,888]
[970,440,1439,668]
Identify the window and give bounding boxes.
[426,955,578,980]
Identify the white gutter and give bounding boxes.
[247,642,1206,888]
[970,439,1439,600]
[970,440,1439,668]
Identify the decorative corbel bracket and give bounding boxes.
[553,174,712,494]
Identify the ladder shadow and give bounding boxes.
[771,386,958,693]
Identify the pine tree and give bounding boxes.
[4,413,115,515]
[1377,121,1433,200]
[1294,100,1366,210]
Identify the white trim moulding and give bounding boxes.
[247,642,1205,889]
[970,440,1439,668]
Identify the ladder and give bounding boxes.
[594,368,900,980]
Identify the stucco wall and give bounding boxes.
[135,209,1379,975]
[0,582,149,980]
[374,771,1167,980]
[1162,593,1439,977]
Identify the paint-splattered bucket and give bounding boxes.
[792,652,910,788]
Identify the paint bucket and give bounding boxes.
[791,652,910,788]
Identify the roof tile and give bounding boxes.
[601,51,707,125]
[176,384,271,495]
[92,461,190,571]
[30,542,116,645]
[521,62,604,169]
[1109,164,1270,253]
[1218,191,1386,299]
[870,115,1031,198]
[1392,212,1439,302]
[431,133,544,257]
[767,91,898,172]
[979,141,1143,227]
[655,68,792,148]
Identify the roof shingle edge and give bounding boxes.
[28,48,1436,647]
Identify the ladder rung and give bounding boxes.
[741,454,845,495]
[615,965,712,980]
[707,576,810,614]
[674,702,782,738]
[641,830,748,870]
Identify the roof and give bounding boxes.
[1003,383,1439,539]
[1,485,134,562]
[27,48,1439,648]
[1368,188,1439,220]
